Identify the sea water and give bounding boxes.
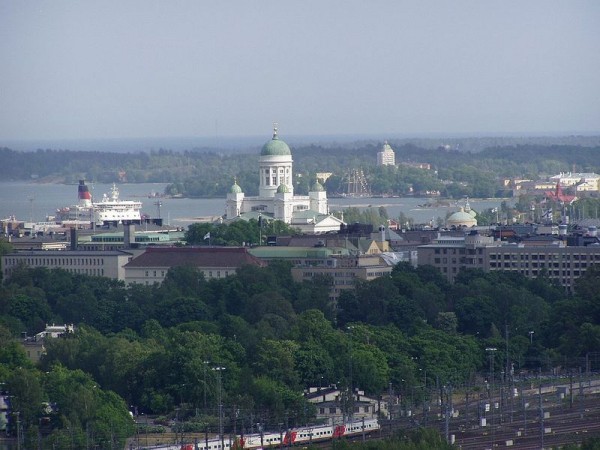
[0,181,508,228]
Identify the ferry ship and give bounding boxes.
[56,180,145,225]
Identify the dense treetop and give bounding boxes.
[2,209,600,447]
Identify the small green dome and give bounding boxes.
[261,126,291,156]
[277,184,290,194]
[230,181,243,194]
[311,181,324,192]
[447,208,477,227]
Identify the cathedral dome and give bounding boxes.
[276,184,290,194]
[261,125,291,156]
[311,181,325,192]
[230,181,243,194]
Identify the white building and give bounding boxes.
[305,386,389,423]
[550,172,600,192]
[376,141,396,166]
[225,125,344,233]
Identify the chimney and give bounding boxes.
[124,224,135,248]
[70,228,78,250]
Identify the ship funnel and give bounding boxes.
[78,180,92,207]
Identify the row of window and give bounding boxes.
[488,263,586,276]
[490,253,600,261]
[264,167,290,174]
[5,267,105,277]
[318,406,371,414]
[334,280,355,286]
[5,257,106,266]
[302,271,357,278]
[143,270,230,278]
[434,257,484,265]
[265,176,291,186]
[366,271,390,277]
[489,262,592,269]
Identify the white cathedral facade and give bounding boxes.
[225,126,344,234]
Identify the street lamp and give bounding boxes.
[486,347,497,447]
[528,331,534,344]
[203,360,210,412]
[212,366,226,450]
[347,326,354,422]
[486,347,497,385]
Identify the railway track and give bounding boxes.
[422,396,600,449]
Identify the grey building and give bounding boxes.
[417,230,600,291]
[2,250,134,281]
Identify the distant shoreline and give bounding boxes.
[3,133,600,154]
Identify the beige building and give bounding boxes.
[21,324,75,364]
[123,246,266,285]
[291,254,393,302]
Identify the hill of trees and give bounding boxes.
[1,142,599,198]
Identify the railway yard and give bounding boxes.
[130,375,600,449]
[380,375,600,449]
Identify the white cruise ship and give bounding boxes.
[56,180,143,225]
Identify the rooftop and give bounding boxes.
[124,246,267,269]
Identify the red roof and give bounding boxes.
[545,181,577,204]
[124,246,267,269]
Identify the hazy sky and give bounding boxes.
[1,1,599,141]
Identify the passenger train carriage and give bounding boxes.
[156,419,380,450]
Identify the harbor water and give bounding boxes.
[0,181,508,228]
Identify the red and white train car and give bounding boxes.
[176,418,380,450]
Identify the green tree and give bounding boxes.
[44,365,134,449]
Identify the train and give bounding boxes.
[169,418,381,450]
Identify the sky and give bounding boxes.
[1,1,599,142]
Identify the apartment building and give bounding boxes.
[291,254,394,302]
[417,230,600,290]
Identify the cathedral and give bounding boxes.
[225,126,344,233]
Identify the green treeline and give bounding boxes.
[2,261,600,448]
[1,143,599,198]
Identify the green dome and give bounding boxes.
[261,136,291,156]
[261,126,291,156]
[311,181,324,192]
[276,184,290,194]
[230,181,243,194]
[447,208,477,227]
